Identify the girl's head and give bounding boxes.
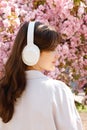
[12,21,60,71]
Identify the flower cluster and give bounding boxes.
[0,0,87,88]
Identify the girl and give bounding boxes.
[0,21,83,130]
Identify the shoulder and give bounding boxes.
[53,79,71,93]
[44,77,73,98]
[45,77,71,92]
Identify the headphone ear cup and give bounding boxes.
[22,44,40,66]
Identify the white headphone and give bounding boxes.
[22,21,40,66]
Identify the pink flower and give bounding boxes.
[0,0,87,87]
[3,19,10,28]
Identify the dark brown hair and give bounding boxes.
[0,21,60,123]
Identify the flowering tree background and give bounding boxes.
[0,0,87,89]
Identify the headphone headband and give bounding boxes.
[27,21,35,46]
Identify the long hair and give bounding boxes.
[0,21,60,123]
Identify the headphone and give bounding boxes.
[22,21,40,66]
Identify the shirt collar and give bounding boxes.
[25,70,47,80]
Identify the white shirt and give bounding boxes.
[0,70,83,130]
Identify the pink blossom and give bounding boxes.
[0,0,87,88]
[3,19,10,28]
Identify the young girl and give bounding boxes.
[0,21,83,130]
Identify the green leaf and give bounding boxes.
[70,5,79,16]
[74,0,81,6]
[73,74,80,80]
[80,34,85,43]
[33,0,46,9]
[83,55,87,59]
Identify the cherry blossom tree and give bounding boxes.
[0,0,87,89]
